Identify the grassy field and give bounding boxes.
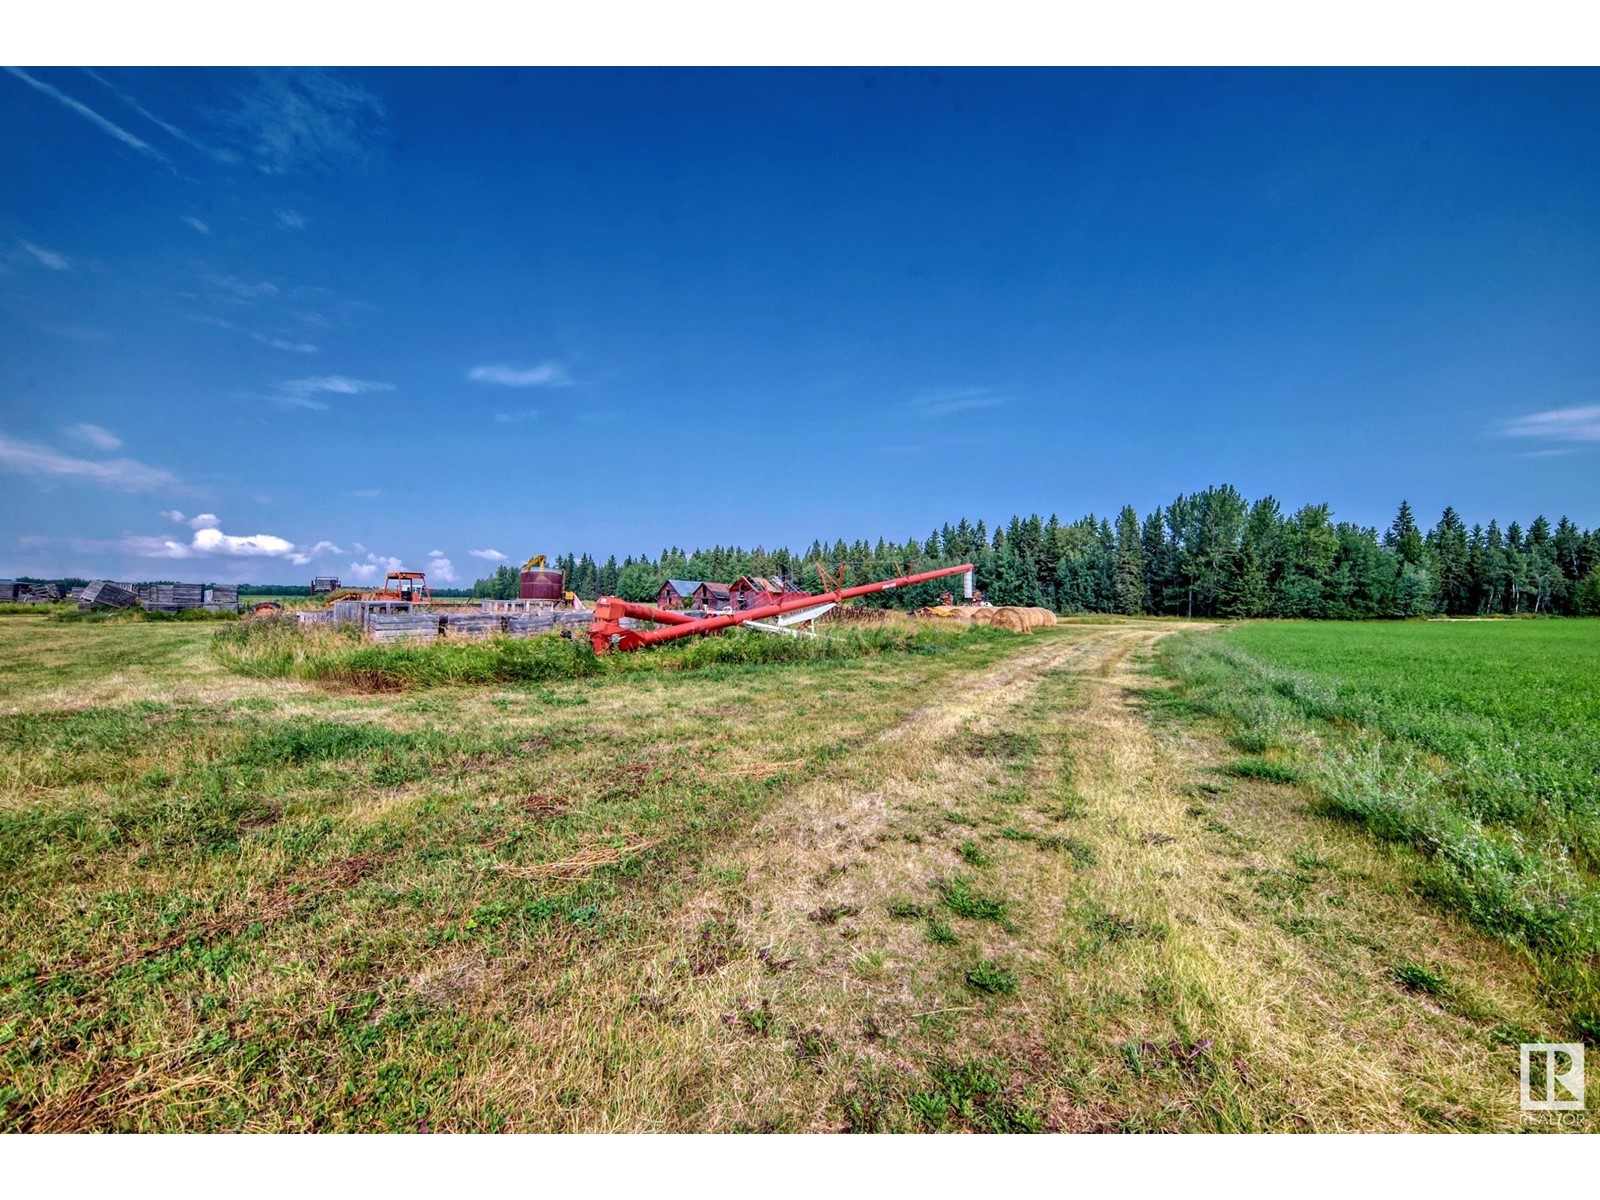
[1156,620,1600,1041]
[0,611,1593,1131]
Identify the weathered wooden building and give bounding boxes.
[692,582,733,611]
[78,580,140,610]
[656,579,702,610]
[729,575,808,611]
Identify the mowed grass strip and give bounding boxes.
[0,615,1020,1131]
[660,621,1591,1133]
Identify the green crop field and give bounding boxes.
[1,609,1594,1132]
[1157,619,1600,1040]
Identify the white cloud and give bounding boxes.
[493,409,539,424]
[347,552,403,584]
[1503,405,1600,443]
[273,375,393,410]
[468,362,573,388]
[160,509,187,524]
[195,527,298,558]
[2,66,170,164]
[903,387,1008,418]
[274,208,308,230]
[469,548,508,561]
[181,216,211,235]
[20,241,70,271]
[425,551,458,584]
[124,519,338,566]
[65,422,122,451]
[0,433,179,493]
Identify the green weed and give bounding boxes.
[964,960,1019,996]
[935,875,1009,922]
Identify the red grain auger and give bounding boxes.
[587,562,976,654]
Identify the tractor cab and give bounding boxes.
[376,571,432,603]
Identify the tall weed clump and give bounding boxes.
[212,617,600,688]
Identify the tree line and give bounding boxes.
[470,486,1600,618]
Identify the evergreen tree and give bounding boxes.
[1112,505,1145,614]
[1385,500,1425,566]
[1575,565,1600,617]
[1217,542,1270,618]
[1428,506,1471,614]
[463,497,1595,621]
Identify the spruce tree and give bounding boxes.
[1113,505,1146,614]
[1385,500,1425,566]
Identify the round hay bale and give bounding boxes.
[1029,607,1057,628]
[968,607,997,626]
[989,606,1030,633]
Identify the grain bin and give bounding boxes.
[520,566,566,601]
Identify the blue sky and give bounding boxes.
[2,67,1597,584]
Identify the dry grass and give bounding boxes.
[489,840,657,881]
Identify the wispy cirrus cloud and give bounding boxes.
[81,68,234,163]
[2,66,171,165]
[19,240,70,271]
[193,315,318,354]
[222,69,387,176]
[204,272,280,304]
[181,216,212,235]
[493,409,539,424]
[468,548,508,561]
[65,422,122,451]
[272,375,394,410]
[0,432,180,493]
[274,209,309,231]
[1502,405,1600,444]
[468,362,573,388]
[903,387,1008,418]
